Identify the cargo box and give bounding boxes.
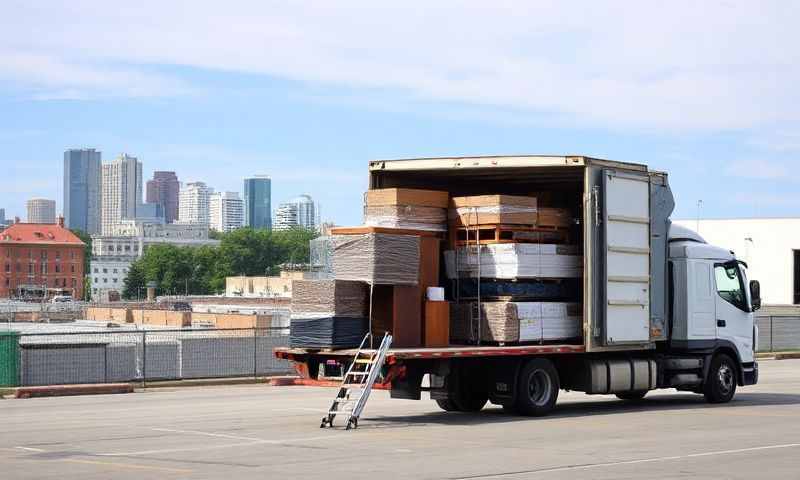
[366,188,449,208]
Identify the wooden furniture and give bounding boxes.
[424,300,450,347]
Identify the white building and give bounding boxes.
[90,220,220,301]
[26,198,56,224]
[273,194,318,231]
[209,192,244,233]
[101,154,142,235]
[673,218,800,305]
[90,257,132,302]
[178,181,212,225]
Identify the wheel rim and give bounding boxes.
[527,369,553,406]
[718,363,734,396]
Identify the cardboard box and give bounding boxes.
[449,195,537,226]
[366,188,449,208]
[537,207,572,228]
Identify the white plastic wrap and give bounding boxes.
[332,233,420,285]
[364,205,447,231]
[444,244,582,279]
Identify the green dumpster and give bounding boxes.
[0,331,20,387]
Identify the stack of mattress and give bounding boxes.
[449,195,538,227]
[332,233,420,285]
[444,244,582,279]
[289,280,369,348]
[450,301,581,343]
[364,188,449,231]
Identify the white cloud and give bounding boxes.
[2,1,800,130]
[726,159,795,181]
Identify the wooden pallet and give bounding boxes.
[449,223,569,246]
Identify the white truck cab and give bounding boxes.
[668,224,760,400]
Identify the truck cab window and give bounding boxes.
[714,264,747,311]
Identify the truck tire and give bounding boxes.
[615,390,648,401]
[704,354,737,404]
[514,358,559,416]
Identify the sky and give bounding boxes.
[1,1,799,226]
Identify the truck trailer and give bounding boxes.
[276,155,760,416]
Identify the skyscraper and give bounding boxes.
[145,171,180,223]
[63,148,101,234]
[26,198,56,224]
[243,176,271,229]
[273,194,317,231]
[209,192,244,232]
[101,154,142,235]
[178,181,212,225]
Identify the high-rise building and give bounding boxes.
[0,208,5,226]
[178,181,212,225]
[209,192,244,233]
[273,194,317,231]
[26,198,56,224]
[145,171,180,223]
[101,154,143,235]
[243,176,271,229]
[63,148,102,234]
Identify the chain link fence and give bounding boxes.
[756,314,800,352]
[4,327,292,387]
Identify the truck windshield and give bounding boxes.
[714,263,747,311]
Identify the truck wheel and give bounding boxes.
[515,358,559,416]
[704,354,737,404]
[615,390,648,401]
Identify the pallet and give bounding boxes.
[449,223,569,246]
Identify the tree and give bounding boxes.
[122,262,146,300]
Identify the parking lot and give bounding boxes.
[2,359,800,480]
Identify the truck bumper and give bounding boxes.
[742,362,758,386]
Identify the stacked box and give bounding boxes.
[449,195,537,227]
[444,244,582,279]
[332,233,420,285]
[364,188,449,231]
[450,301,580,343]
[289,316,369,348]
[290,279,369,349]
[291,279,369,317]
[537,207,572,228]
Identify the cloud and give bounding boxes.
[2,2,799,131]
[726,159,794,181]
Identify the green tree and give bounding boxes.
[122,261,146,300]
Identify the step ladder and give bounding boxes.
[320,332,393,430]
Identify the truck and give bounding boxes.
[276,155,760,416]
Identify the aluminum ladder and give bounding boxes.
[320,332,393,430]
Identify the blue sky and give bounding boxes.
[2,2,799,226]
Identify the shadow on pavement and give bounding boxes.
[360,392,800,429]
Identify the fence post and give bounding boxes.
[142,330,147,388]
[253,328,257,381]
[770,316,774,353]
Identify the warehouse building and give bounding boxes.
[673,218,800,305]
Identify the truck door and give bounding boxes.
[713,262,755,363]
[602,170,651,344]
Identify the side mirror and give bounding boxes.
[749,280,761,312]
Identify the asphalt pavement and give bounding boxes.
[2,359,800,480]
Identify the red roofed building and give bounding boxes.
[0,218,85,300]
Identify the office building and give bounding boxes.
[145,171,180,223]
[178,181,212,225]
[209,192,244,233]
[101,154,142,235]
[243,176,271,229]
[26,198,56,224]
[135,202,165,224]
[63,148,102,234]
[0,219,86,299]
[273,194,317,231]
[0,208,6,228]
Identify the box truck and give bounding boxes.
[276,155,760,416]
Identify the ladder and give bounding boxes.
[320,332,393,430]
